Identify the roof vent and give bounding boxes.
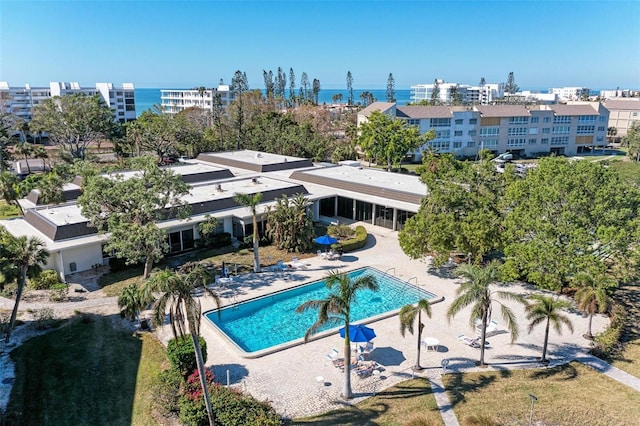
[252,177,260,184]
[215,184,223,192]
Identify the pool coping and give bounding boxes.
[202,266,444,359]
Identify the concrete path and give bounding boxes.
[576,354,640,392]
[428,373,460,426]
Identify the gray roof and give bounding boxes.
[396,106,453,119]
[549,104,598,116]
[475,105,531,117]
[603,99,640,111]
[359,102,396,118]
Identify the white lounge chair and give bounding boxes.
[474,319,498,336]
[358,341,374,357]
[326,348,339,361]
[276,260,289,271]
[458,333,489,349]
[292,257,308,269]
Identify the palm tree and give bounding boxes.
[5,235,49,343]
[0,171,23,215]
[145,264,221,426]
[118,283,149,325]
[574,273,612,339]
[233,192,263,272]
[296,270,379,399]
[14,141,33,174]
[447,260,526,367]
[525,295,574,363]
[399,298,432,371]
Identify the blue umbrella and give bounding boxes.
[315,234,338,246]
[339,324,376,342]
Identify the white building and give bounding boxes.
[0,81,136,123]
[0,150,425,279]
[549,87,591,101]
[411,80,504,105]
[358,102,610,161]
[160,85,234,114]
[601,98,640,138]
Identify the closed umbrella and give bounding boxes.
[339,324,376,342]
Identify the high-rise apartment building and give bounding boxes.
[160,85,234,114]
[0,81,136,123]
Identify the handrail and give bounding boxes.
[384,267,396,276]
[408,277,418,286]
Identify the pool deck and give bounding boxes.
[155,222,608,419]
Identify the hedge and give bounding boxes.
[331,225,368,252]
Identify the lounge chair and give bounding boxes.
[326,348,339,361]
[458,333,489,349]
[292,257,308,269]
[474,319,498,336]
[276,260,289,271]
[317,249,325,258]
[358,341,374,357]
[355,361,379,378]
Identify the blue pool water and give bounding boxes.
[204,267,436,354]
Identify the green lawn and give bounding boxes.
[611,339,640,379]
[442,362,640,426]
[4,314,168,425]
[609,160,640,184]
[292,378,443,426]
[0,200,20,219]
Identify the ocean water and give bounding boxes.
[134,88,414,117]
[204,266,435,353]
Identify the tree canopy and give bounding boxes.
[77,157,191,278]
[29,93,116,160]
[357,110,433,171]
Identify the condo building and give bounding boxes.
[358,102,610,161]
[549,87,591,101]
[0,150,424,279]
[601,98,640,139]
[0,81,136,123]
[411,80,505,105]
[160,85,235,114]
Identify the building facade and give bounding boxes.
[549,87,591,101]
[411,80,505,105]
[358,102,610,160]
[160,85,234,114]
[602,98,640,139]
[0,81,136,123]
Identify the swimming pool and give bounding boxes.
[204,267,437,357]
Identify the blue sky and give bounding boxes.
[1,0,639,90]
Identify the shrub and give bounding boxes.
[108,256,129,272]
[30,270,63,290]
[33,307,57,330]
[153,368,183,417]
[331,225,368,252]
[49,283,68,302]
[327,224,355,239]
[167,337,207,376]
[209,384,283,426]
[593,304,626,358]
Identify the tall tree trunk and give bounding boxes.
[343,324,353,399]
[5,267,27,343]
[542,318,550,363]
[143,256,154,279]
[478,308,489,367]
[414,310,424,370]
[586,314,594,339]
[252,212,261,273]
[191,332,215,426]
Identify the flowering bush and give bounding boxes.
[184,368,215,401]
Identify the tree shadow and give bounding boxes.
[445,371,497,408]
[210,363,249,385]
[528,362,578,380]
[426,265,457,279]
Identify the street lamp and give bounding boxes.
[528,394,538,426]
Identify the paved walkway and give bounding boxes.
[428,373,460,426]
[576,354,640,392]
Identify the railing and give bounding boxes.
[384,267,396,276]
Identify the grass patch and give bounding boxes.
[0,200,20,219]
[443,361,640,426]
[610,160,640,185]
[98,266,145,297]
[291,378,443,425]
[4,314,167,425]
[611,339,640,379]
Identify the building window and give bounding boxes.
[431,118,451,127]
[480,127,499,137]
[455,119,463,125]
[597,126,605,132]
[507,138,526,147]
[469,118,478,125]
[542,128,550,134]
[600,116,607,121]
[553,115,572,124]
[543,117,551,123]
[529,128,539,135]
[529,138,537,145]
[467,141,475,147]
[541,138,549,144]
[468,130,476,136]
[551,136,569,145]
[454,130,463,136]
[597,136,604,142]
[435,130,450,139]
[507,127,527,136]
[453,141,462,148]
[509,116,529,125]
[406,119,420,126]
[482,139,498,148]
[531,116,539,123]
[552,126,570,134]
[578,115,596,123]
[430,140,450,150]
[577,125,595,134]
